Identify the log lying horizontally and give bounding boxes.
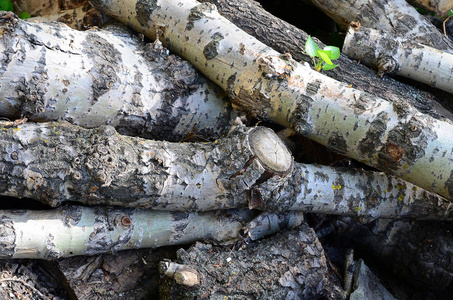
[343,25,453,94]
[0,121,451,221]
[0,12,234,141]
[310,0,453,53]
[90,0,453,199]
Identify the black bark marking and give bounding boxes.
[135,0,159,27]
[83,33,121,103]
[327,132,348,154]
[306,80,321,96]
[0,216,15,258]
[358,112,387,160]
[62,205,82,227]
[290,94,314,135]
[446,170,453,198]
[203,41,219,60]
[187,3,217,31]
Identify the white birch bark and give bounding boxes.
[89,0,453,199]
[309,0,453,53]
[0,206,250,259]
[0,12,235,141]
[0,121,451,221]
[343,25,453,94]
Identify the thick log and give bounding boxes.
[201,0,453,120]
[310,0,453,53]
[90,0,453,199]
[0,121,451,221]
[343,25,453,94]
[408,0,453,15]
[159,225,345,299]
[0,12,235,141]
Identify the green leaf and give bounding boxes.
[19,12,31,19]
[324,46,340,60]
[305,36,319,58]
[322,63,338,70]
[0,0,13,11]
[449,9,453,17]
[316,50,333,65]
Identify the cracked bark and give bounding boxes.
[343,25,453,94]
[90,0,453,199]
[0,121,451,221]
[310,0,453,53]
[200,0,453,120]
[0,12,235,141]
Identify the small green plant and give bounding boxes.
[0,0,30,19]
[305,36,340,71]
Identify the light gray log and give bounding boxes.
[343,25,453,94]
[310,0,453,53]
[0,12,235,141]
[0,121,451,221]
[90,0,453,199]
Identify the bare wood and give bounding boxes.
[408,0,453,16]
[90,0,453,199]
[0,12,235,141]
[343,25,453,94]
[159,261,200,287]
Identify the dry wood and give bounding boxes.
[0,121,451,221]
[343,25,453,94]
[0,12,235,141]
[201,0,453,120]
[408,0,453,15]
[310,0,453,53]
[90,0,453,199]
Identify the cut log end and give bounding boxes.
[248,127,293,175]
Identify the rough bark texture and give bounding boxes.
[310,0,453,53]
[0,121,293,210]
[0,12,235,141]
[159,224,345,299]
[90,0,453,199]
[1,121,451,220]
[201,0,453,120]
[343,25,453,94]
[408,0,453,15]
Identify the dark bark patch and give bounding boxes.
[135,0,159,27]
[327,132,348,154]
[446,170,453,199]
[306,79,321,96]
[0,216,15,258]
[83,33,121,103]
[290,94,314,135]
[358,112,387,160]
[62,205,82,227]
[203,41,219,60]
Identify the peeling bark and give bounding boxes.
[90,0,453,199]
[310,0,453,53]
[0,121,451,221]
[201,0,453,120]
[0,12,235,141]
[343,25,453,94]
[159,225,345,299]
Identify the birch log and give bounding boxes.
[343,25,453,94]
[1,121,451,221]
[0,206,255,259]
[90,0,453,199]
[201,0,453,120]
[0,12,235,141]
[310,0,453,53]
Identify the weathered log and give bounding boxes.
[0,12,235,141]
[343,25,453,94]
[310,0,453,53]
[159,226,345,299]
[91,0,453,199]
[408,0,453,15]
[201,0,453,120]
[1,121,451,220]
